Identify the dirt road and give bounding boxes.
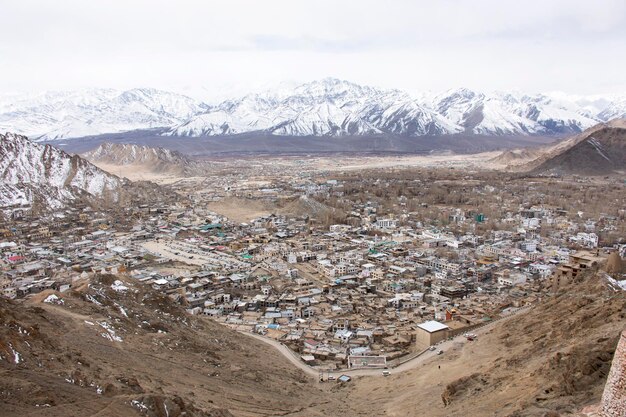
[239,306,531,379]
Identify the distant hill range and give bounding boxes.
[492,119,626,175]
[2,78,625,141]
[82,142,202,176]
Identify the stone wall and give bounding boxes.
[600,329,626,417]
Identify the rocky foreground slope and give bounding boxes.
[0,274,351,417]
[1,266,624,417]
[345,268,625,417]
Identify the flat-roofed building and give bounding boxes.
[415,320,450,347]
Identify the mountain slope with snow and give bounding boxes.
[0,88,207,141]
[432,89,599,135]
[168,80,618,138]
[167,79,460,138]
[0,132,126,210]
[1,80,624,140]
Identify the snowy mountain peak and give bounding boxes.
[0,88,207,141]
[293,77,380,98]
[1,80,624,140]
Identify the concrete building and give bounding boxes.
[415,320,449,347]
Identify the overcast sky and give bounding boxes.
[1,0,625,100]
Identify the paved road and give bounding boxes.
[239,306,532,378]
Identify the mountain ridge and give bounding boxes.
[489,119,626,174]
[0,132,125,211]
[0,132,175,214]
[2,79,625,141]
[82,142,203,176]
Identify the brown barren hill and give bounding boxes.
[82,142,209,178]
[532,126,626,175]
[0,274,355,417]
[3,269,624,417]
[345,269,625,417]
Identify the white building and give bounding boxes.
[571,233,599,248]
[375,218,397,229]
[497,272,527,287]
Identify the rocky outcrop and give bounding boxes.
[600,330,626,417]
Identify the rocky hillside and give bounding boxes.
[0,132,126,211]
[0,274,353,417]
[82,143,199,176]
[1,266,624,416]
[532,126,626,175]
[0,133,176,214]
[439,270,624,416]
[345,268,626,417]
[491,119,626,174]
[489,148,543,168]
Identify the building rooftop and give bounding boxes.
[417,320,449,333]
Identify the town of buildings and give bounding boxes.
[2,166,624,372]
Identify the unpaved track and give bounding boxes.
[238,306,531,378]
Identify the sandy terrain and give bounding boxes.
[312,151,501,171]
[93,151,504,188]
[91,162,177,182]
[141,241,210,266]
[206,198,275,224]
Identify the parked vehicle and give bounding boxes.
[438,350,444,355]
[382,371,390,377]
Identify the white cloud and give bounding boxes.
[1,0,625,97]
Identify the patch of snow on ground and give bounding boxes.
[8,343,21,364]
[111,280,129,292]
[115,302,128,318]
[606,273,626,291]
[97,321,123,342]
[131,400,149,412]
[85,294,102,305]
[43,294,64,305]
[588,137,611,161]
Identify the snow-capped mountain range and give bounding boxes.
[0,132,125,210]
[1,79,624,141]
[0,88,207,141]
